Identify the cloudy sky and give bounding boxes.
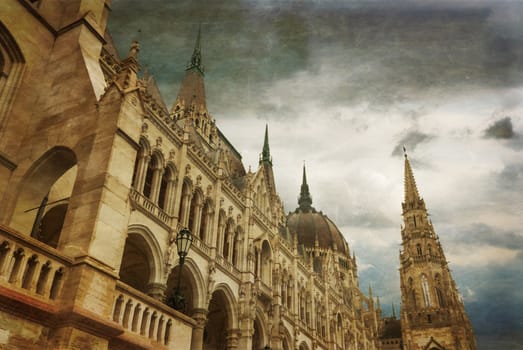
[108,1,523,347]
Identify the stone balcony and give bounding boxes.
[0,225,195,349]
[111,281,195,349]
[0,224,70,311]
[130,188,173,229]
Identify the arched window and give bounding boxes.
[232,226,242,267]
[158,167,171,211]
[416,244,422,256]
[421,274,432,308]
[222,219,234,260]
[216,210,226,253]
[188,189,203,235]
[260,240,271,285]
[132,139,148,189]
[143,156,156,199]
[178,180,192,227]
[199,199,212,242]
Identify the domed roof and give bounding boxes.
[286,166,349,255]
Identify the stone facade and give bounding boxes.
[0,1,475,350]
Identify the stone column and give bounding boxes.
[226,328,239,350]
[146,282,166,301]
[190,308,208,350]
[136,154,150,192]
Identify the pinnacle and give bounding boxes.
[298,164,313,211]
[403,149,421,205]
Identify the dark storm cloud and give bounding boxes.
[483,117,515,139]
[108,0,523,115]
[445,223,523,249]
[453,252,523,345]
[391,131,433,157]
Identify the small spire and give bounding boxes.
[187,24,204,74]
[377,296,381,309]
[368,285,373,298]
[298,164,313,211]
[260,124,272,165]
[392,302,396,318]
[403,148,421,205]
[128,40,140,59]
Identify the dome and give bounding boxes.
[286,165,349,255]
[287,208,349,255]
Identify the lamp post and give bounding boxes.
[168,227,193,311]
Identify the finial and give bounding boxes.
[260,124,272,165]
[128,40,139,59]
[403,145,408,159]
[298,163,313,211]
[392,302,396,318]
[187,24,204,74]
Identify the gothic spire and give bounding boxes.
[187,24,204,75]
[260,124,272,165]
[403,147,421,206]
[172,26,207,114]
[392,302,396,318]
[298,164,313,211]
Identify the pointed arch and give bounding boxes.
[132,137,151,191]
[165,256,206,315]
[421,273,432,308]
[9,146,77,245]
[199,197,213,243]
[210,282,238,328]
[188,187,204,235]
[0,20,26,128]
[119,225,164,295]
[158,162,177,212]
[222,217,235,260]
[252,306,270,349]
[232,225,243,267]
[281,325,293,350]
[178,177,193,227]
[260,239,272,285]
[298,341,310,350]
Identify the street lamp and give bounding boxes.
[168,227,193,311]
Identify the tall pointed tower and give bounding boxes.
[399,150,476,350]
[170,25,217,147]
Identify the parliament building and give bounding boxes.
[0,1,476,349]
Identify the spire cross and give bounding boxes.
[187,24,204,74]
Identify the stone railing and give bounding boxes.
[191,236,210,256]
[0,224,69,302]
[112,281,194,349]
[130,188,172,227]
[215,254,241,281]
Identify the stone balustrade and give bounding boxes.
[130,188,172,227]
[112,281,194,349]
[0,224,69,301]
